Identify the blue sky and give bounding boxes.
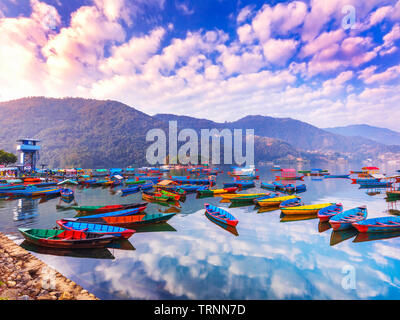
[0,0,400,129]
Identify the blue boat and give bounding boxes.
[74,206,145,219]
[120,185,141,194]
[279,197,303,208]
[254,192,281,202]
[325,174,350,179]
[329,206,367,231]
[317,204,343,222]
[204,203,238,227]
[140,183,154,191]
[57,219,136,239]
[261,182,278,191]
[358,181,392,188]
[223,181,255,188]
[352,216,400,233]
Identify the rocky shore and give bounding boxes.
[0,232,98,300]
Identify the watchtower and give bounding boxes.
[16,139,41,172]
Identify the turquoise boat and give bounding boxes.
[329,206,367,231]
[352,216,400,233]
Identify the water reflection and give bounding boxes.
[20,240,115,259]
[280,213,318,222]
[330,229,358,246]
[1,163,400,299]
[353,231,400,243]
[204,213,239,236]
[13,198,39,221]
[318,221,331,233]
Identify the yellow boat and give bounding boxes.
[220,193,269,200]
[281,203,334,215]
[255,195,297,207]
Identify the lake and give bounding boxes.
[1,162,400,300]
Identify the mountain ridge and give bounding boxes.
[0,97,399,167]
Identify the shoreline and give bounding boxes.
[0,232,98,300]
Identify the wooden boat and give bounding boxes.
[281,203,334,215]
[73,206,147,219]
[158,190,180,201]
[72,212,176,227]
[275,175,304,181]
[317,204,343,222]
[159,189,186,202]
[325,174,350,179]
[352,216,400,233]
[2,186,61,197]
[125,179,146,185]
[204,203,238,227]
[142,191,170,202]
[120,185,141,194]
[18,228,117,248]
[230,194,270,204]
[139,182,154,191]
[223,181,255,188]
[60,188,74,199]
[279,197,303,208]
[71,202,147,214]
[56,219,136,239]
[351,178,380,184]
[255,195,298,207]
[221,192,268,201]
[329,206,368,231]
[358,181,392,188]
[260,182,279,191]
[197,187,237,196]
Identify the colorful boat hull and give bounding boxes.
[204,203,238,227]
[329,206,367,230]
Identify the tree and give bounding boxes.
[0,150,18,165]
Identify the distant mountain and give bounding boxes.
[0,97,168,167]
[0,97,399,168]
[155,114,400,160]
[324,124,400,146]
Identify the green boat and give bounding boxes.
[230,194,267,204]
[18,228,117,248]
[125,179,146,185]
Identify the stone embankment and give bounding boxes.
[0,232,98,300]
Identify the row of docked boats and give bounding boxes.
[18,200,178,248]
[15,165,222,249]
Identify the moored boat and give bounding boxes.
[72,212,176,227]
[221,192,269,201]
[254,194,298,207]
[281,203,334,215]
[329,206,367,231]
[18,228,117,248]
[352,216,400,233]
[56,219,136,239]
[71,202,147,214]
[204,203,238,227]
[317,204,343,222]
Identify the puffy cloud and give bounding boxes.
[262,38,299,65]
[237,5,254,24]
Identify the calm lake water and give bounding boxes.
[1,162,400,300]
